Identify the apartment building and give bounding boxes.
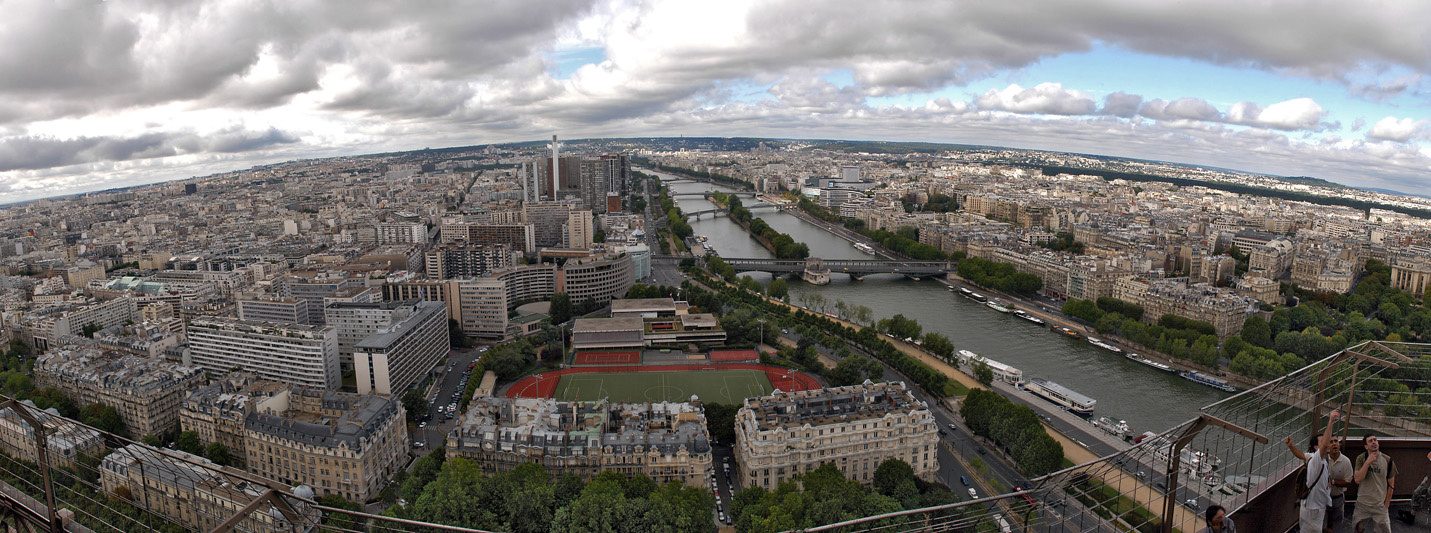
[734,381,938,490]
[424,244,515,280]
[373,223,426,245]
[101,444,316,532]
[236,295,309,325]
[353,300,447,396]
[180,374,289,470]
[187,317,340,390]
[557,252,635,305]
[244,387,408,503]
[1114,277,1251,337]
[439,223,536,252]
[33,347,204,438]
[0,400,105,469]
[448,396,712,486]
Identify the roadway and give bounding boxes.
[411,348,486,452]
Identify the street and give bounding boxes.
[411,348,486,451]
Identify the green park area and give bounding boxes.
[553,369,773,404]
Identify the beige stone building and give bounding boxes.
[243,386,408,503]
[1390,255,1431,296]
[448,397,713,486]
[1113,277,1251,337]
[33,347,205,439]
[734,381,939,490]
[0,400,105,469]
[179,373,290,470]
[101,444,316,532]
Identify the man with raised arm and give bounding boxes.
[1299,409,1340,533]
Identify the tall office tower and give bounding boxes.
[550,135,562,196]
[600,153,630,197]
[566,210,595,249]
[524,201,573,248]
[187,317,341,390]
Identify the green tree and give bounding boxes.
[448,318,473,349]
[921,332,955,359]
[973,361,994,387]
[317,494,363,531]
[703,403,740,445]
[402,387,429,422]
[402,448,446,502]
[878,314,923,340]
[1241,315,1273,349]
[549,292,574,325]
[768,278,789,301]
[3,372,31,396]
[141,434,162,447]
[81,404,125,435]
[872,458,917,499]
[206,443,231,466]
[409,457,500,529]
[1061,299,1104,323]
[174,431,203,455]
[830,354,883,387]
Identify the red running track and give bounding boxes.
[504,364,821,399]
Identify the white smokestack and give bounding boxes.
[550,135,562,194]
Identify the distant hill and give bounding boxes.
[1359,186,1431,199]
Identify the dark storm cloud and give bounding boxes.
[0,128,300,172]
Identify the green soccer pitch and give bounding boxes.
[552,369,774,404]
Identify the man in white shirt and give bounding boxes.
[1300,409,1340,533]
[1285,434,1354,533]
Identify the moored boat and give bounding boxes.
[1086,337,1123,354]
[1179,370,1238,393]
[1092,416,1130,439]
[1126,353,1174,372]
[1012,309,1046,325]
[957,287,988,303]
[1024,378,1096,415]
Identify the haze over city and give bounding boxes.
[3,0,1431,204]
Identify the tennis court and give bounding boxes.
[553,369,774,404]
[573,351,642,365]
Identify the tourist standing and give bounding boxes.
[1351,435,1397,533]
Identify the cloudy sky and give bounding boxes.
[2,0,1431,203]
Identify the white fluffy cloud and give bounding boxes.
[1367,116,1430,142]
[1225,98,1331,131]
[975,83,1097,115]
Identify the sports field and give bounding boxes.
[553,369,773,404]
